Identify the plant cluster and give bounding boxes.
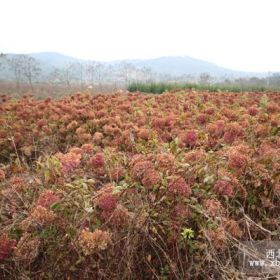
[0,90,279,279]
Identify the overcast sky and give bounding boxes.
[1,0,279,72]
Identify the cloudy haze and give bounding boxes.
[1,0,279,72]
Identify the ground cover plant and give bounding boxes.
[0,90,279,279]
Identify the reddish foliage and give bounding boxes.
[213,180,234,197]
[0,233,16,261]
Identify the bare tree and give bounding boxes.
[86,61,98,86]
[105,64,118,90]
[0,53,6,70]
[8,55,24,93]
[199,72,212,85]
[117,62,136,85]
[53,63,76,89]
[95,63,105,91]
[69,62,85,90]
[21,56,41,92]
[8,55,41,93]
[141,66,153,82]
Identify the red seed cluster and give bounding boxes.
[168,176,191,197]
[89,153,105,169]
[36,190,61,208]
[141,168,160,189]
[180,130,198,147]
[131,160,153,181]
[228,151,248,172]
[0,233,16,261]
[0,169,5,181]
[213,180,234,197]
[97,193,118,212]
[56,152,82,173]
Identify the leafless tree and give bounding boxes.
[117,62,136,85]
[56,63,76,89]
[70,62,85,90]
[86,61,98,85]
[21,56,41,92]
[141,66,153,82]
[105,64,118,90]
[199,72,212,85]
[8,55,41,93]
[95,63,105,91]
[8,55,24,93]
[0,53,6,70]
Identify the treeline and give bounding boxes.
[0,54,41,93]
[0,53,158,94]
[1,53,280,95]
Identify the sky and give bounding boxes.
[1,0,279,72]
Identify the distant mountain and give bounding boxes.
[29,52,267,78]
[0,52,268,80]
[126,56,235,77]
[29,52,82,68]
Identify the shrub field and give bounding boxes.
[127,82,270,94]
[0,90,279,279]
